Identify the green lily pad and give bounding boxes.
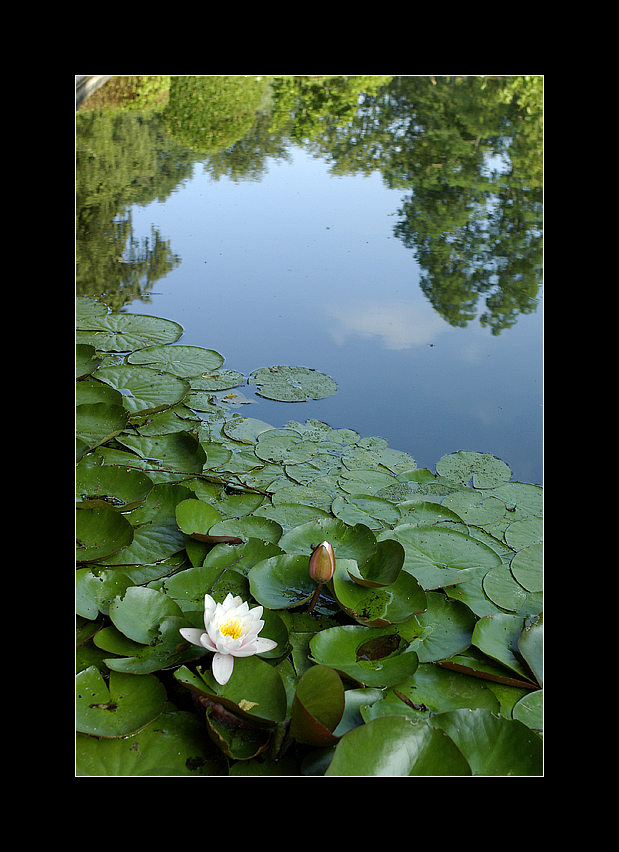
[518,612,543,686]
[76,462,153,510]
[510,543,543,593]
[472,613,537,683]
[94,365,190,416]
[76,710,227,776]
[333,558,427,626]
[278,518,378,567]
[76,312,183,352]
[290,665,345,746]
[76,506,134,562]
[431,708,543,775]
[76,667,167,737]
[331,495,401,530]
[381,524,502,590]
[396,591,477,662]
[76,343,103,379]
[309,624,419,688]
[249,553,317,609]
[175,498,223,541]
[76,403,129,452]
[249,365,337,401]
[127,344,224,377]
[76,568,135,619]
[436,451,512,489]
[512,689,543,731]
[366,662,500,717]
[325,715,471,776]
[115,431,206,476]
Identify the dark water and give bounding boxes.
[76,75,543,484]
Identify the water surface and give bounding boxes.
[76,75,542,484]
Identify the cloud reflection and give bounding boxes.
[327,299,450,350]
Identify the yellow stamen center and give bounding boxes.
[219,618,244,640]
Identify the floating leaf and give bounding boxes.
[175,498,223,541]
[76,668,167,737]
[249,366,337,402]
[76,462,153,511]
[76,711,227,776]
[76,506,134,562]
[290,665,345,746]
[76,568,135,619]
[431,708,542,775]
[396,591,477,663]
[76,343,103,379]
[278,518,377,567]
[472,613,537,683]
[510,543,543,593]
[128,344,224,377]
[518,612,543,686]
[249,554,317,609]
[94,365,189,416]
[76,312,183,352]
[382,524,502,590]
[309,624,419,688]
[333,558,427,627]
[436,451,512,489]
[325,715,471,776]
[76,403,129,452]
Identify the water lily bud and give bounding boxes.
[308,540,335,583]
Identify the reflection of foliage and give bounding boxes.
[161,76,270,154]
[306,76,543,333]
[77,75,542,332]
[83,76,172,111]
[76,107,197,307]
[267,76,393,142]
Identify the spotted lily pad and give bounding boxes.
[249,366,337,401]
[436,451,512,489]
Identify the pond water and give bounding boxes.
[76,76,542,485]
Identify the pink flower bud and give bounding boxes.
[308,540,335,583]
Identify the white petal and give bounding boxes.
[212,652,234,685]
[178,627,207,647]
[253,636,278,653]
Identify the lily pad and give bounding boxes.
[94,365,190,416]
[309,624,419,688]
[396,591,477,662]
[249,365,337,401]
[76,710,227,776]
[76,667,167,737]
[382,524,502,590]
[76,462,153,511]
[333,558,427,626]
[76,403,129,452]
[436,451,512,489]
[325,715,472,776]
[175,498,223,541]
[76,506,134,562]
[290,665,345,746]
[127,344,225,377]
[76,312,183,352]
[278,518,378,567]
[249,554,317,609]
[431,708,543,775]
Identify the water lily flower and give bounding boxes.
[179,593,277,685]
[308,540,335,583]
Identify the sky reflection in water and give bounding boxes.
[123,145,542,485]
